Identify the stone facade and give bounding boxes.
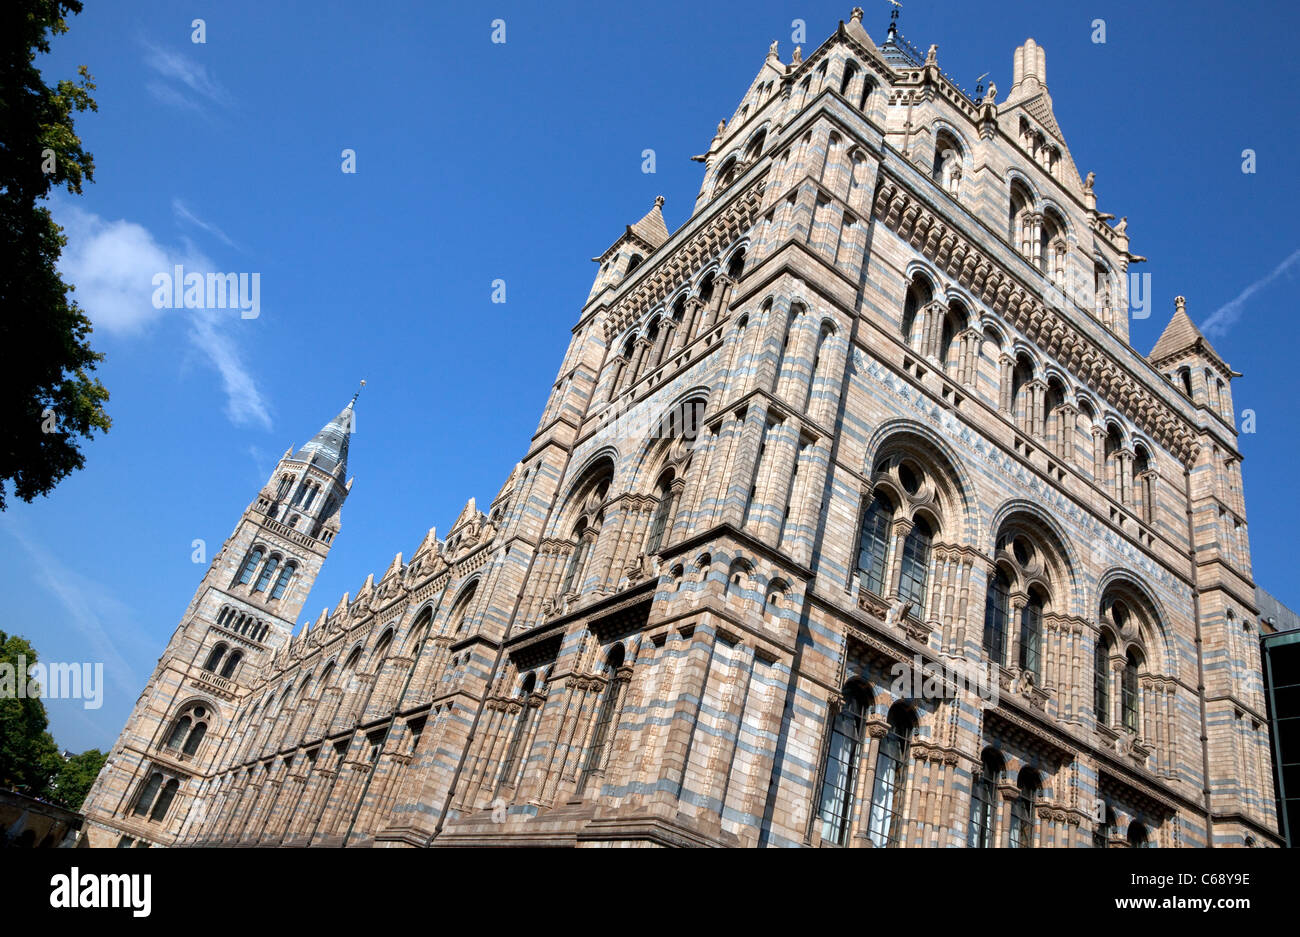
[82,10,1278,848]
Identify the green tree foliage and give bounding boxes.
[49,747,105,810]
[0,630,62,796]
[0,0,110,510]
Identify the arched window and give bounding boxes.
[866,704,914,848]
[839,61,858,97]
[149,779,179,821]
[1122,651,1140,732]
[1009,768,1039,848]
[1010,181,1034,257]
[219,650,243,680]
[816,682,870,846]
[497,672,538,794]
[270,562,296,601]
[901,276,931,350]
[253,554,280,593]
[727,249,746,280]
[1094,806,1116,847]
[447,582,478,635]
[858,78,875,111]
[1177,367,1193,398]
[165,716,191,750]
[897,518,932,615]
[132,773,164,816]
[182,721,207,756]
[626,253,644,273]
[202,643,228,673]
[1128,821,1150,848]
[1019,588,1044,678]
[716,158,738,189]
[578,644,628,793]
[275,475,292,499]
[645,471,677,555]
[1094,632,1112,724]
[968,749,1003,847]
[560,521,593,595]
[856,493,894,595]
[983,568,1011,666]
[235,547,264,586]
[164,704,210,757]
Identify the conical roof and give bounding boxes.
[629,196,670,249]
[1149,297,1223,365]
[293,394,357,475]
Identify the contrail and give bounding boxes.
[1201,247,1300,337]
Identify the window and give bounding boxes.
[270,562,296,601]
[202,642,228,673]
[897,519,932,615]
[984,569,1011,666]
[560,524,592,596]
[235,547,264,586]
[816,684,869,845]
[1094,806,1116,848]
[497,674,535,792]
[645,472,676,555]
[165,716,191,750]
[1128,821,1151,848]
[253,555,280,593]
[1009,769,1039,848]
[1020,590,1044,678]
[578,645,627,793]
[866,705,914,848]
[164,704,210,757]
[1122,651,1140,732]
[149,779,179,821]
[219,650,243,680]
[968,750,1003,848]
[1093,632,1113,724]
[447,582,478,635]
[857,493,894,595]
[132,773,164,816]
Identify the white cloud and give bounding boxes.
[55,203,172,334]
[0,519,145,709]
[142,42,234,112]
[173,198,239,250]
[54,201,272,430]
[191,305,273,431]
[1202,247,1300,338]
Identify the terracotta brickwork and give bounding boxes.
[82,11,1278,848]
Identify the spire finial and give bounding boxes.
[654,195,665,209]
[349,379,365,408]
[1175,296,1186,313]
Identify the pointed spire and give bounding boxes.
[629,196,669,249]
[293,384,361,476]
[1150,296,1215,363]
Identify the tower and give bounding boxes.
[103,9,1280,850]
[79,394,358,847]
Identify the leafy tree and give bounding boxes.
[0,0,110,510]
[49,746,105,810]
[0,630,62,796]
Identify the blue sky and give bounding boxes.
[3,0,1297,753]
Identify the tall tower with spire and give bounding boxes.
[79,393,359,847]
